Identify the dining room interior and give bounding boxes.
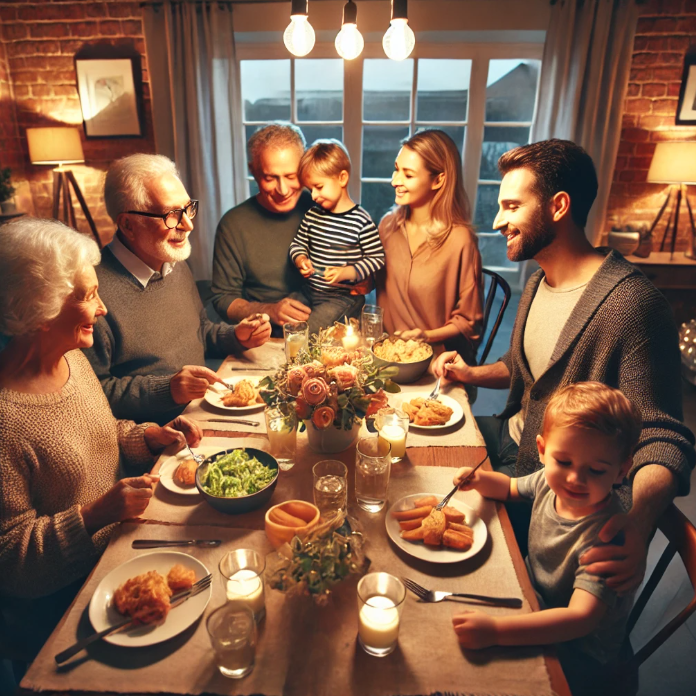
[1,1,696,695]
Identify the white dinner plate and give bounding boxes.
[203,375,266,412]
[158,445,235,496]
[394,392,464,430]
[89,551,211,647]
[385,494,487,564]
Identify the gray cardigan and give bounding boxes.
[499,250,694,496]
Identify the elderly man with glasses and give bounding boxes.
[84,154,271,424]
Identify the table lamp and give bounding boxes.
[646,141,696,259]
[26,127,101,247]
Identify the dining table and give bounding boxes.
[19,340,572,696]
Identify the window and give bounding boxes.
[239,48,541,278]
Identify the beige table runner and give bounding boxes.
[23,469,556,696]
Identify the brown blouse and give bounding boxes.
[376,215,484,363]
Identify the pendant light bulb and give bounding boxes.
[284,0,315,57]
[335,1,364,60]
[383,0,415,61]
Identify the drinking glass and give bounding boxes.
[375,407,409,463]
[264,407,297,471]
[284,321,309,362]
[355,436,391,512]
[219,549,266,623]
[357,572,406,657]
[207,602,256,678]
[313,459,348,517]
[361,305,384,346]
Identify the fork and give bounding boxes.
[427,377,441,401]
[55,573,213,664]
[402,577,522,608]
[185,443,205,465]
[435,454,489,511]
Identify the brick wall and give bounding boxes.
[606,0,696,252]
[0,1,156,244]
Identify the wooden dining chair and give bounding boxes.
[478,269,512,365]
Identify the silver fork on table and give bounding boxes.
[54,573,213,664]
[402,577,522,608]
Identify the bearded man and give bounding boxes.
[84,154,271,424]
[432,139,694,594]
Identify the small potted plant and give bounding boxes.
[0,168,17,214]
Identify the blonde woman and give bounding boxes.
[376,129,484,364]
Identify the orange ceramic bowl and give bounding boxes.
[264,500,320,549]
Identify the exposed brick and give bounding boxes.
[31,84,52,98]
[12,84,30,99]
[0,8,17,22]
[630,67,653,82]
[622,128,649,143]
[677,17,696,32]
[636,142,657,157]
[121,20,143,36]
[619,170,647,182]
[625,98,652,113]
[85,4,109,19]
[636,17,678,33]
[632,52,659,66]
[52,85,77,98]
[629,156,653,170]
[627,83,641,97]
[653,66,682,82]
[98,20,122,36]
[652,98,678,114]
[642,83,667,97]
[657,52,684,65]
[107,2,141,19]
[19,5,85,22]
[640,113,675,128]
[3,23,29,40]
[615,156,628,171]
[667,82,682,97]
[669,36,693,52]
[622,113,639,128]
[60,40,87,56]
[30,24,70,39]
[69,22,100,38]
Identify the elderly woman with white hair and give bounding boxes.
[0,218,201,611]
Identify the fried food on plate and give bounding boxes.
[422,509,447,546]
[403,397,454,426]
[167,564,196,592]
[399,517,427,531]
[113,570,173,625]
[221,379,262,407]
[443,529,473,550]
[395,498,474,551]
[442,506,466,524]
[391,505,433,521]
[413,495,438,508]
[173,458,197,486]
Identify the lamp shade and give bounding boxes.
[27,127,84,165]
[647,142,696,185]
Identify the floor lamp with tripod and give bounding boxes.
[26,127,102,248]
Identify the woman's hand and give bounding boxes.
[295,255,315,278]
[324,265,358,284]
[144,416,203,453]
[80,474,159,535]
[431,350,472,383]
[235,313,272,349]
[452,611,498,649]
[396,328,428,341]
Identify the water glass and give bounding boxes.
[264,407,297,471]
[207,602,256,679]
[357,572,406,657]
[284,321,309,362]
[375,408,409,462]
[313,459,348,517]
[219,549,266,623]
[355,436,391,512]
[361,304,383,346]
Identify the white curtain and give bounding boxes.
[143,0,246,280]
[531,0,641,245]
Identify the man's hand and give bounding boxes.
[170,365,226,404]
[580,513,649,594]
[144,416,203,453]
[324,265,358,285]
[81,475,159,534]
[268,297,312,325]
[452,611,498,649]
[431,350,473,383]
[295,255,315,278]
[235,313,272,349]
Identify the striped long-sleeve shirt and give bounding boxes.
[288,205,385,296]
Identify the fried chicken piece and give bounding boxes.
[114,570,172,625]
[421,509,446,546]
[173,458,197,486]
[414,399,454,426]
[402,401,420,423]
[167,564,196,592]
[442,529,473,551]
[222,379,258,407]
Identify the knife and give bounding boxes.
[203,418,260,426]
[132,539,222,549]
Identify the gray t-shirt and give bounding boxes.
[517,469,633,663]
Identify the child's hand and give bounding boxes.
[324,265,358,284]
[453,466,479,491]
[452,611,498,649]
[296,255,315,278]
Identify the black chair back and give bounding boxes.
[478,268,512,365]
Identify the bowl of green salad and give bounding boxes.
[196,447,279,514]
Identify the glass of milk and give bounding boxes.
[206,602,256,678]
[375,407,409,462]
[283,321,309,362]
[219,549,266,623]
[357,572,406,657]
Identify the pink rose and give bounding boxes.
[302,360,326,380]
[328,364,359,391]
[366,388,389,417]
[312,406,335,430]
[287,366,307,396]
[302,377,328,406]
[294,396,312,420]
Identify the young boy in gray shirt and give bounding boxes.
[451,381,641,696]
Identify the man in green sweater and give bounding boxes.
[211,123,314,332]
[84,154,271,424]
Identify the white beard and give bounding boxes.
[142,233,192,264]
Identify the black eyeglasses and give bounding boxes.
[127,200,198,229]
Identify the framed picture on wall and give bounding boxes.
[676,53,696,126]
[75,57,143,138]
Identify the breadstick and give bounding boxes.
[442,506,466,524]
[447,521,474,536]
[400,526,425,541]
[399,517,427,531]
[413,496,438,508]
[443,529,473,550]
[391,505,433,521]
[269,508,306,527]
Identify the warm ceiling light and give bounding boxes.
[383,0,415,61]
[284,0,315,57]
[335,1,364,60]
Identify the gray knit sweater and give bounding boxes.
[499,250,694,496]
[84,247,243,424]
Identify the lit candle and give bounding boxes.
[226,569,265,616]
[379,424,406,459]
[358,596,400,650]
[342,326,360,351]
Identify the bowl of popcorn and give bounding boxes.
[370,337,433,384]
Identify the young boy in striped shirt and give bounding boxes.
[289,139,385,334]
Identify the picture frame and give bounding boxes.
[75,57,143,138]
[676,53,696,126]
